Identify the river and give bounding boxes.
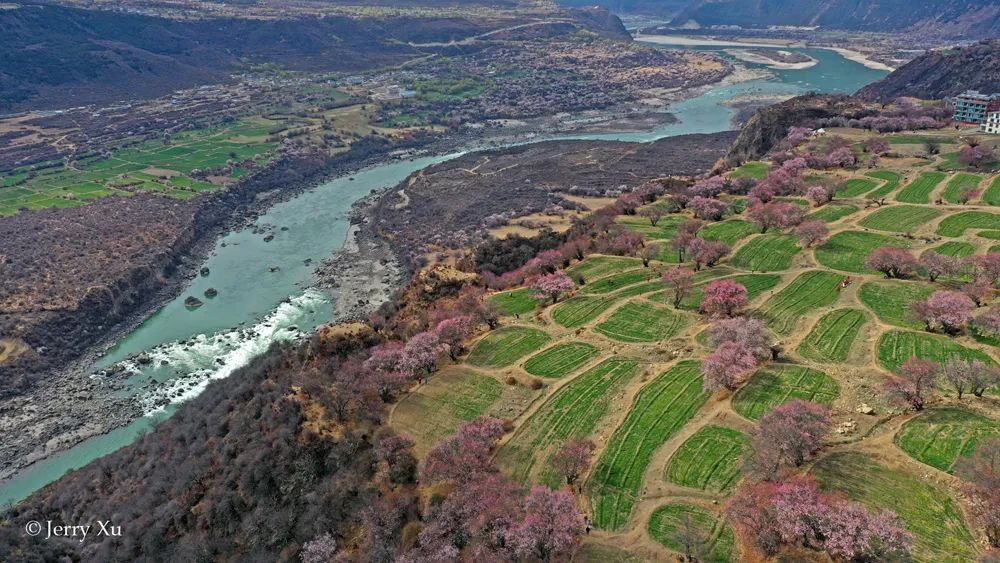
[0,44,886,505]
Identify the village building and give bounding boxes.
[953,90,1000,124]
[982,111,1000,134]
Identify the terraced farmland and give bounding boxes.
[896,171,947,204]
[806,203,858,223]
[815,231,909,273]
[937,210,1000,237]
[732,365,840,420]
[523,342,601,378]
[582,269,653,294]
[796,308,867,362]
[877,330,994,372]
[496,358,641,484]
[699,219,758,246]
[595,302,688,343]
[941,173,982,204]
[857,205,942,232]
[982,176,1000,206]
[568,255,643,280]
[648,503,735,563]
[552,296,618,328]
[490,288,539,316]
[866,170,902,199]
[466,326,551,367]
[812,452,978,562]
[836,177,880,198]
[928,241,976,258]
[895,407,1000,472]
[589,361,709,530]
[859,280,935,329]
[729,234,801,271]
[758,270,843,334]
[664,425,749,493]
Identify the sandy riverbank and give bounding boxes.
[821,47,896,72]
[636,34,803,49]
[725,48,818,70]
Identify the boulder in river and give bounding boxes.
[200,267,210,276]
[184,296,204,309]
[204,287,218,298]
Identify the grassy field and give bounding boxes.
[664,425,749,493]
[796,308,867,362]
[568,255,644,281]
[647,503,735,563]
[496,358,640,484]
[928,241,976,258]
[937,211,1000,237]
[699,220,758,246]
[490,288,539,316]
[866,170,903,199]
[552,296,619,329]
[895,407,1000,472]
[523,342,601,378]
[466,326,551,367]
[857,205,942,233]
[583,269,656,294]
[732,364,840,420]
[982,176,1000,206]
[812,452,978,562]
[590,361,709,530]
[650,273,781,309]
[758,270,844,334]
[815,231,909,273]
[877,330,995,372]
[941,173,983,204]
[729,234,801,272]
[595,302,689,343]
[836,178,880,198]
[730,161,769,180]
[619,214,687,241]
[896,172,948,204]
[806,203,858,223]
[859,281,935,329]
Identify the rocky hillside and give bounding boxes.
[672,0,1000,38]
[857,40,1000,102]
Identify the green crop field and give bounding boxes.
[664,425,749,493]
[806,203,858,223]
[589,361,709,530]
[928,241,976,258]
[466,326,551,367]
[857,205,942,232]
[496,358,640,484]
[758,270,844,334]
[978,230,1000,240]
[796,308,867,362]
[523,342,601,378]
[732,364,840,420]
[651,273,781,309]
[859,281,935,329]
[812,452,978,562]
[896,172,947,204]
[699,220,758,246]
[942,173,983,204]
[815,231,909,273]
[552,296,619,328]
[866,170,903,199]
[619,214,687,241]
[583,269,655,294]
[836,177,880,198]
[877,330,994,373]
[490,288,539,315]
[609,280,667,299]
[595,302,688,343]
[937,211,1000,237]
[729,234,801,272]
[982,176,1000,206]
[648,503,735,563]
[730,161,769,180]
[896,408,1000,472]
[568,255,644,281]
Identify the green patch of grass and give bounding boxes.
[886,135,950,145]
[806,203,858,223]
[857,205,942,233]
[496,358,641,484]
[939,151,1000,173]
[836,178,879,198]
[896,407,1000,472]
[812,452,978,562]
[730,161,769,180]
[648,503,735,563]
[700,220,758,246]
[732,364,840,420]
[937,211,1000,237]
[575,543,647,563]
[859,281,935,329]
[730,234,801,272]
[758,270,844,335]
[981,176,1000,206]
[796,308,867,362]
[583,269,655,294]
[977,229,1000,239]
[467,326,551,367]
[490,288,539,316]
[662,273,782,309]
[942,173,983,204]
[595,302,688,343]
[877,330,994,373]
[590,361,709,530]
[815,231,909,273]
[865,170,903,199]
[664,425,749,493]
[609,280,667,299]
[896,172,948,204]
[523,342,601,378]
[568,255,644,281]
[618,214,687,241]
[929,241,976,258]
[552,296,619,328]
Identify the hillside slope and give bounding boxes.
[857,40,1000,102]
[672,0,1000,38]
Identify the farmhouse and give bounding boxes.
[952,90,1000,124]
[981,110,1000,134]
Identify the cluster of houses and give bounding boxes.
[953,90,1000,134]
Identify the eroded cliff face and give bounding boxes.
[856,40,1000,103]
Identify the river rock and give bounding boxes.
[200,267,210,276]
[856,403,875,415]
[184,296,204,308]
[263,234,274,242]
[136,353,152,365]
[204,287,218,298]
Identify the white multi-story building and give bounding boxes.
[982,111,1000,134]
